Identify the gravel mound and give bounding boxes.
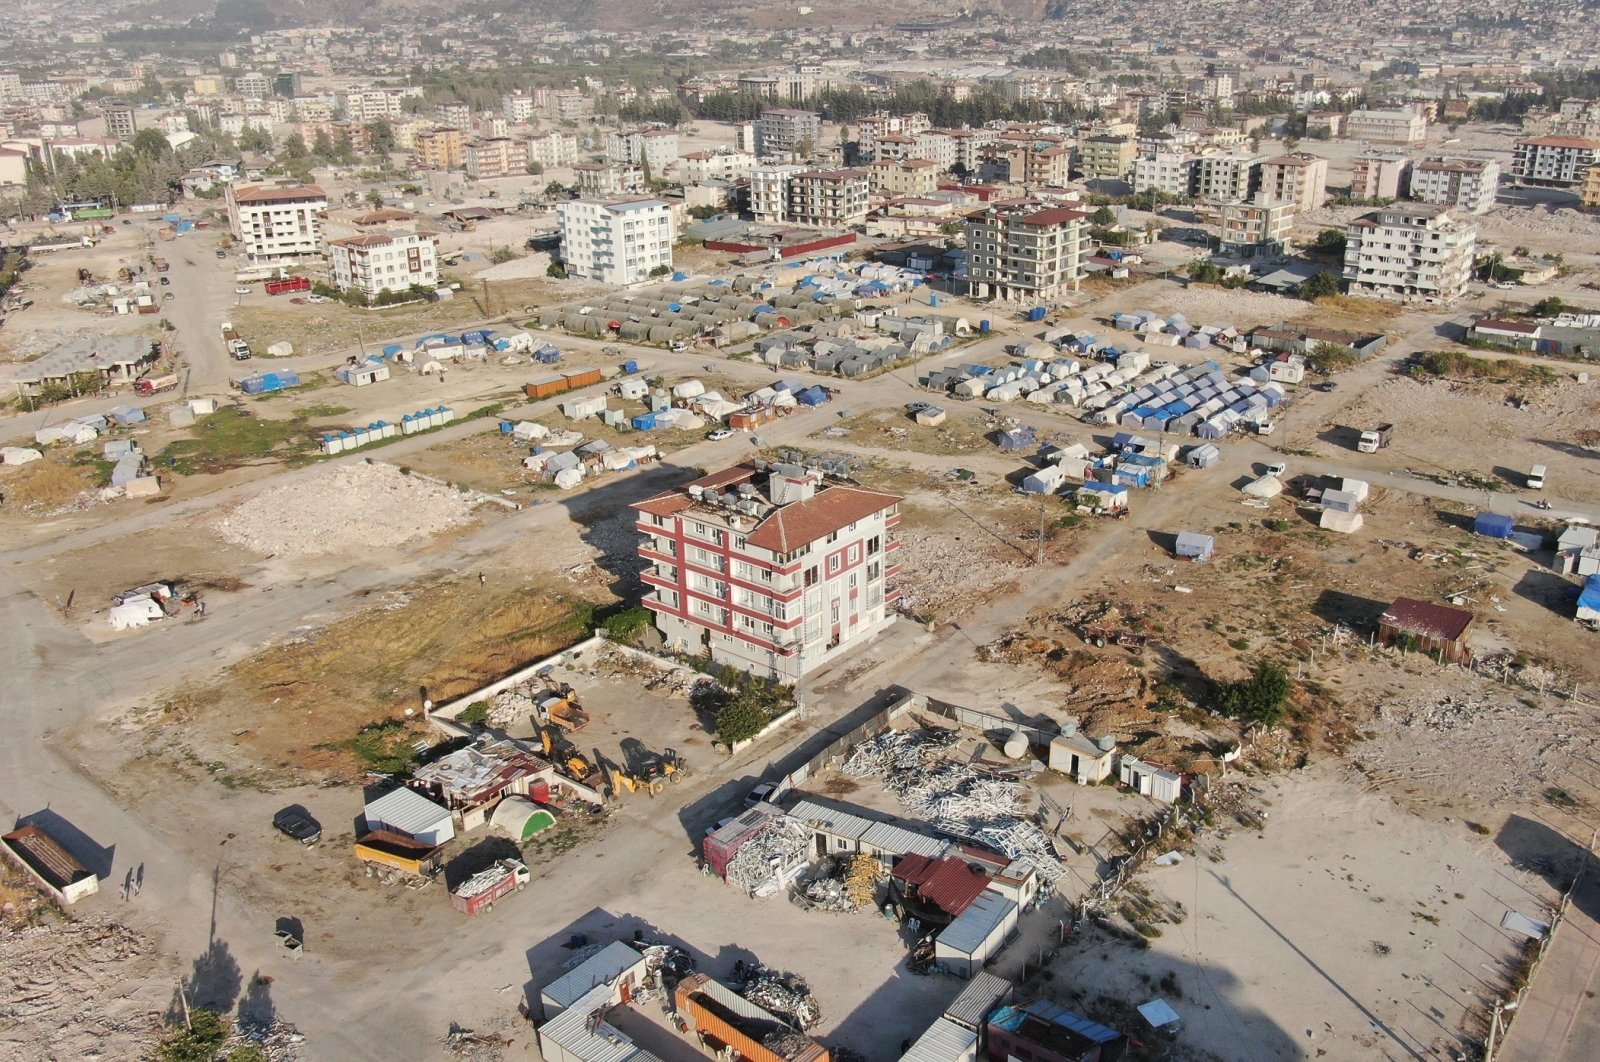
[217,463,476,558]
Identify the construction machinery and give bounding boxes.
[595,751,662,799]
[534,721,600,787]
[642,747,688,785]
[536,681,589,731]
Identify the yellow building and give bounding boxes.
[869,158,940,198]
[1583,163,1600,210]
[414,127,465,170]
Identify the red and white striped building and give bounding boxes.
[632,462,903,682]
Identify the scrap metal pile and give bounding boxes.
[738,966,822,1030]
[844,728,1066,883]
[796,854,883,912]
[726,817,812,898]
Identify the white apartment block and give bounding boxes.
[750,164,806,223]
[1195,152,1264,203]
[1218,197,1294,257]
[341,88,407,123]
[557,197,674,287]
[964,201,1093,301]
[226,182,327,264]
[465,137,529,180]
[605,128,679,175]
[1511,136,1600,189]
[234,73,271,100]
[328,230,437,298]
[941,129,996,174]
[1133,151,1198,198]
[502,92,536,123]
[755,108,821,159]
[574,163,643,198]
[787,169,870,228]
[1258,153,1328,212]
[1410,156,1500,214]
[632,462,903,683]
[1351,151,1413,201]
[680,150,757,185]
[528,130,578,170]
[1346,108,1428,145]
[1343,205,1476,304]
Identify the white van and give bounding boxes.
[1528,465,1547,490]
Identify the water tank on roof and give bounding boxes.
[1096,735,1116,752]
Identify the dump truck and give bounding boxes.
[450,858,529,915]
[1357,424,1393,454]
[134,373,179,397]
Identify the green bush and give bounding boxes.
[1214,660,1292,728]
[336,718,421,773]
[159,1011,229,1062]
[599,605,653,644]
[712,676,795,746]
[1265,519,1292,533]
[459,701,490,725]
[716,697,770,746]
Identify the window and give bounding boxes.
[804,566,819,587]
[848,572,857,588]
[848,544,860,564]
[828,555,841,575]
[831,601,840,623]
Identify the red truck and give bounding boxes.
[134,373,179,397]
[265,276,312,296]
[450,858,530,915]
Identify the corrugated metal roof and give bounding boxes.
[861,821,949,859]
[541,942,644,1012]
[787,799,876,841]
[363,787,451,835]
[936,889,1017,956]
[538,981,663,1062]
[900,1017,978,1062]
[892,854,990,916]
[944,971,1012,1029]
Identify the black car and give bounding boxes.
[272,806,322,845]
[1312,381,1338,393]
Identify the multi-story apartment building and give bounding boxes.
[1511,136,1600,189]
[869,158,939,198]
[1218,197,1294,257]
[1258,152,1328,212]
[552,90,591,122]
[1133,151,1198,198]
[1078,134,1137,181]
[574,162,643,198]
[414,127,465,169]
[980,136,1073,188]
[102,104,136,141]
[605,128,679,175]
[328,229,437,298]
[1343,205,1476,303]
[502,92,536,123]
[1194,152,1264,203]
[680,150,757,185]
[528,130,578,170]
[941,129,996,174]
[226,181,327,264]
[1410,156,1500,214]
[1345,108,1428,145]
[1350,151,1413,201]
[1583,164,1600,211]
[557,197,673,287]
[755,108,821,159]
[234,73,271,100]
[465,137,529,180]
[787,169,870,227]
[435,102,471,129]
[750,164,806,223]
[341,88,406,123]
[964,200,1093,301]
[632,462,903,682]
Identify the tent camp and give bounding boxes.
[1022,465,1068,494]
[108,597,166,630]
[491,796,557,841]
[1320,510,1364,534]
[1241,475,1283,499]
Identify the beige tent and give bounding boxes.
[1320,509,1364,534]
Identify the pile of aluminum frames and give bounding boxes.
[740,966,822,1030]
[725,817,813,898]
[844,727,1066,883]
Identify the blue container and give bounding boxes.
[1028,306,1047,322]
[930,293,940,307]
[980,319,991,334]
[498,420,514,435]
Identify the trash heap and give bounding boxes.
[845,727,1066,884]
[487,687,537,727]
[726,817,812,898]
[740,967,822,1030]
[228,1019,305,1062]
[797,854,883,911]
[641,942,697,985]
[763,1029,819,1057]
[846,854,883,907]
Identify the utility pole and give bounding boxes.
[1036,491,1046,565]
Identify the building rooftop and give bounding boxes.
[944,970,1013,1029]
[233,182,327,204]
[892,853,991,916]
[363,786,450,834]
[937,888,1017,956]
[1380,597,1474,641]
[541,940,645,1013]
[15,334,154,384]
[1518,135,1600,149]
[410,738,551,807]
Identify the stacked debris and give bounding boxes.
[726,817,812,898]
[641,942,696,986]
[740,967,822,1030]
[845,727,1066,883]
[846,855,883,907]
[763,1029,818,1057]
[487,687,537,727]
[796,854,882,911]
[438,1026,509,1061]
[227,1019,306,1061]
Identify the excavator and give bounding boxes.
[595,751,662,800]
[534,720,600,788]
[641,747,688,786]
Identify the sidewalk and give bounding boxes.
[1497,844,1600,1062]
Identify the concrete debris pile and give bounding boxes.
[726,817,812,898]
[797,854,882,911]
[846,727,1065,883]
[739,967,821,1030]
[216,463,476,558]
[487,686,538,727]
[438,1027,510,1061]
[227,1019,305,1061]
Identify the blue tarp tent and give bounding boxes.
[795,385,828,406]
[998,427,1037,451]
[1474,512,1515,539]
[631,412,660,431]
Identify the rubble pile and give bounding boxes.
[846,855,883,908]
[726,818,812,898]
[763,1029,818,1057]
[487,687,537,727]
[740,967,822,1030]
[845,727,1066,883]
[227,1018,305,1061]
[797,855,882,911]
[438,1027,510,1062]
[216,464,476,558]
[641,942,697,985]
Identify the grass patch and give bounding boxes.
[157,407,314,475]
[1405,350,1557,386]
[299,402,354,418]
[0,457,104,508]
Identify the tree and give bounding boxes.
[366,119,395,156]
[1215,660,1292,728]
[281,132,308,160]
[526,161,544,176]
[1531,296,1565,318]
[311,128,335,162]
[1298,270,1342,301]
[546,261,567,278]
[544,180,570,199]
[1187,260,1223,284]
[649,263,671,277]
[1309,228,1346,256]
[158,1009,229,1062]
[131,128,171,160]
[1091,205,1116,226]
[365,189,385,209]
[237,126,273,154]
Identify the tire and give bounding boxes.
[484,902,493,913]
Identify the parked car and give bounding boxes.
[904,401,930,413]
[704,816,734,836]
[235,286,252,295]
[1311,381,1337,393]
[1266,461,1288,478]
[706,428,734,442]
[163,292,174,300]
[160,276,170,286]
[272,806,322,845]
[215,250,227,259]
[745,782,776,807]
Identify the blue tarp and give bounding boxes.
[1474,512,1515,538]
[1578,575,1600,618]
[795,385,828,406]
[631,412,660,431]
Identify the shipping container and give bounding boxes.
[561,366,603,389]
[523,375,570,399]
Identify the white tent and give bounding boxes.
[1339,478,1370,504]
[512,421,549,442]
[108,598,165,630]
[1320,510,1364,534]
[553,467,584,489]
[0,446,42,465]
[670,379,705,399]
[1241,475,1284,499]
